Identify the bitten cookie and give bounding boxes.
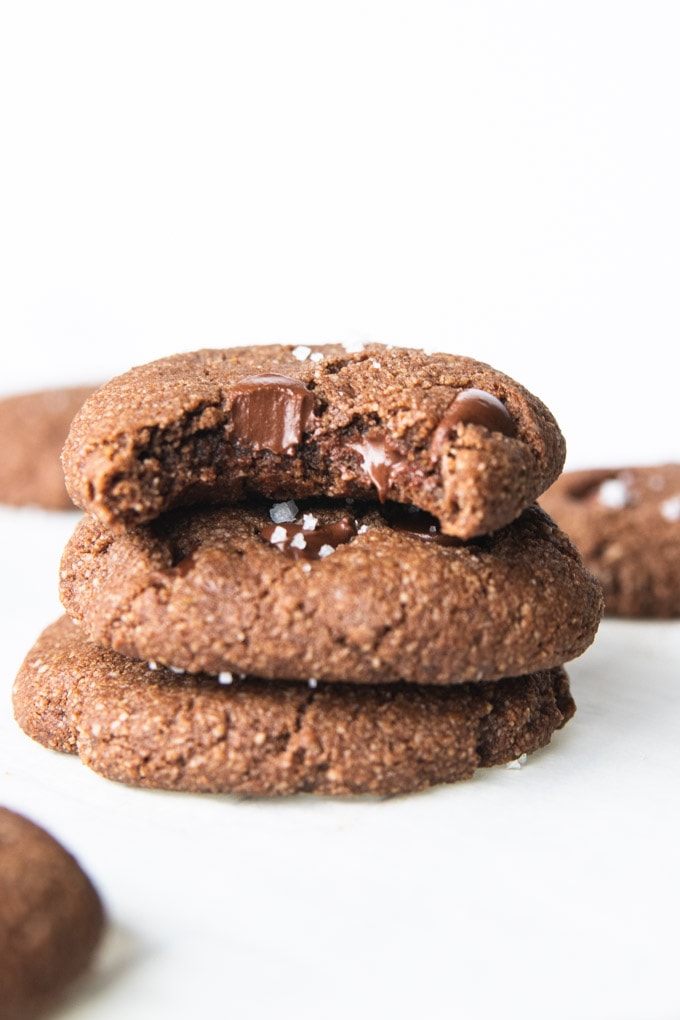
[540,465,680,617]
[0,806,104,1020]
[0,386,96,509]
[62,344,566,538]
[13,617,576,797]
[59,500,603,684]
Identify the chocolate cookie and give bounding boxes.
[0,806,104,1020]
[540,464,680,617]
[62,344,565,538]
[59,499,603,684]
[13,617,576,797]
[0,385,96,509]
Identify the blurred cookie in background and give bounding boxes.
[0,385,97,509]
[541,464,680,617]
[0,806,105,1020]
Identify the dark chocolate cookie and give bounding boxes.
[0,386,96,509]
[62,344,565,538]
[0,806,104,1020]
[13,617,575,797]
[59,500,603,684]
[540,464,680,617]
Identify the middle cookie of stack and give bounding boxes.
[60,500,602,687]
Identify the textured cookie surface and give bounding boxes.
[0,386,95,509]
[13,617,576,797]
[60,500,603,684]
[541,465,680,617]
[0,806,104,1020]
[62,344,565,538]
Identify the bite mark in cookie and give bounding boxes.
[62,344,566,538]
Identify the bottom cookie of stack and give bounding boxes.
[13,617,575,797]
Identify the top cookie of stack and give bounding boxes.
[62,343,566,537]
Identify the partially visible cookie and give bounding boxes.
[62,344,566,538]
[59,500,603,685]
[0,806,104,1020]
[13,617,576,797]
[0,386,96,509]
[540,464,680,617]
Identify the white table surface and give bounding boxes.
[2,3,679,1017]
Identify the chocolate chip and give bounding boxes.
[430,388,516,461]
[381,504,463,546]
[348,431,408,502]
[229,374,317,455]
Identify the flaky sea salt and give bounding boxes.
[292,345,312,361]
[357,524,370,534]
[269,525,287,543]
[310,351,324,363]
[148,661,158,671]
[301,513,318,531]
[218,672,234,685]
[318,544,335,558]
[270,500,298,523]
[308,678,318,689]
[506,754,528,770]
[289,532,307,550]
[660,495,680,522]
[597,478,630,509]
[342,339,365,353]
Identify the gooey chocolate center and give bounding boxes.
[261,514,358,560]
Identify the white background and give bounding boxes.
[1,3,679,1019]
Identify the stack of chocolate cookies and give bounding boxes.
[13,344,603,796]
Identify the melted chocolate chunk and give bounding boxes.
[261,513,357,560]
[381,504,463,546]
[229,374,317,455]
[349,431,407,502]
[430,388,516,461]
